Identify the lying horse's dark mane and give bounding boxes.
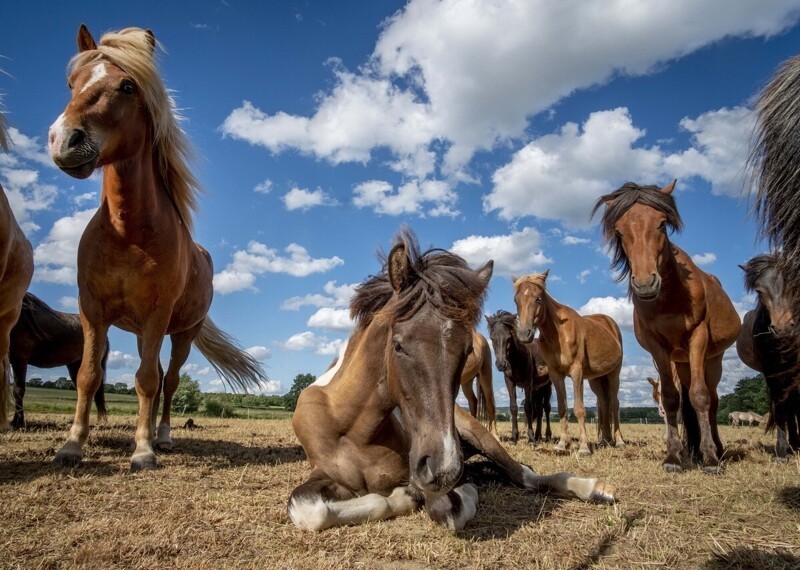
[591,182,683,283]
[741,253,780,293]
[351,230,487,329]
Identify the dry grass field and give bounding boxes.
[1,414,798,569]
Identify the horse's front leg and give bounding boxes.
[550,372,570,454]
[462,378,477,417]
[53,319,109,467]
[687,329,721,474]
[288,469,420,531]
[655,353,682,472]
[570,368,591,456]
[505,376,519,443]
[523,383,535,443]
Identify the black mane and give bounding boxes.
[741,253,781,293]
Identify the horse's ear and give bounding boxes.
[738,264,747,272]
[145,29,156,54]
[476,260,493,290]
[661,179,677,195]
[541,268,550,281]
[77,24,97,52]
[388,243,411,292]
[646,377,657,387]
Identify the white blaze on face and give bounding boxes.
[48,113,68,157]
[81,62,108,94]
[441,429,459,473]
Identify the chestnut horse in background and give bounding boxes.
[514,271,626,455]
[593,181,740,473]
[0,110,35,431]
[736,253,800,461]
[48,26,266,470]
[460,331,497,438]
[486,310,551,443]
[288,231,615,531]
[10,293,109,429]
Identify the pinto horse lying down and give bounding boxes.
[288,231,615,531]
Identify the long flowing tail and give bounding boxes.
[193,318,267,392]
[475,342,496,433]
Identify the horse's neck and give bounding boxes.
[656,243,690,301]
[537,293,566,346]
[509,335,533,375]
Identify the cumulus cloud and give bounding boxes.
[281,331,344,355]
[33,209,97,285]
[577,269,592,284]
[181,363,213,376]
[213,242,344,294]
[282,186,337,211]
[353,179,458,217]
[450,227,550,277]
[307,307,354,331]
[281,281,357,311]
[221,0,796,186]
[254,179,273,194]
[578,296,634,330]
[245,346,272,360]
[0,167,59,233]
[562,236,591,246]
[691,252,717,266]
[106,350,139,370]
[58,296,79,311]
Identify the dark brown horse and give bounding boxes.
[10,293,109,429]
[288,231,615,531]
[736,253,800,461]
[48,26,266,469]
[486,310,551,443]
[592,181,740,473]
[514,272,626,455]
[0,111,35,431]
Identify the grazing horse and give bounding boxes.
[0,110,35,431]
[592,181,740,473]
[751,54,800,385]
[736,253,800,461]
[486,310,551,443]
[460,331,498,437]
[728,411,766,428]
[288,231,615,531]
[10,293,110,429]
[514,272,626,455]
[48,26,266,470]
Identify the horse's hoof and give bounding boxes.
[590,481,616,504]
[52,451,82,468]
[615,441,626,449]
[771,456,789,464]
[554,443,568,455]
[577,446,591,457]
[154,439,174,452]
[131,453,158,472]
[663,463,683,474]
[703,465,723,475]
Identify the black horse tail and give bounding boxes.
[680,383,701,461]
[93,339,110,421]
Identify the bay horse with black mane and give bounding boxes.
[48,25,266,470]
[486,310,551,444]
[736,253,800,461]
[592,181,740,473]
[10,293,110,429]
[514,272,626,455]
[288,231,615,531]
[0,108,35,431]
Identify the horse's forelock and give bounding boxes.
[742,253,781,293]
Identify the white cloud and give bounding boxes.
[181,363,213,376]
[281,331,345,355]
[213,241,344,294]
[353,179,458,217]
[577,269,591,284]
[6,127,53,167]
[58,296,79,311]
[307,307,354,331]
[282,186,337,211]
[254,179,273,194]
[106,350,139,370]
[73,192,97,205]
[0,167,59,232]
[578,296,634,330]
[691,252,717,266]
[450,227,550,277]
[245,345,272,360]
[562,236,591,246]
[221,0,797,183]
[33,209,96,285]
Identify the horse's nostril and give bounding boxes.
[68,129,85,148]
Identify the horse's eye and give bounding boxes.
[659,221,667,232]
[120,81,136,95]
[536,298,543,305]
[392,338,404,353]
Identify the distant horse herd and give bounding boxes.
[0,25,798,531]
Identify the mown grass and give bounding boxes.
[0,415,798,569]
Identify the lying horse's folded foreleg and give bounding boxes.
[454,405,616,503]
[288,469,421,532]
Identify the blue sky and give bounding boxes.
[2,0,799,407]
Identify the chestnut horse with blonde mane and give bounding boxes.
[0,109,35,431]
[288,231,615,531]
[593,181,740,473]
[48,25,266,470]
[460,331,497,438]
[514,272,625,455]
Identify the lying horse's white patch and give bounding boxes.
[446,484,479,531]
[313,339,348,387]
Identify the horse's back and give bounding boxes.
[581,313,623,373]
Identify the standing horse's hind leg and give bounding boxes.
[53,321,109,467]
[156,322,202,451]
[571,370,591,456]
[10,359,27,430]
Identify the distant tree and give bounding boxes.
[54,377,72,390]
[171,373,202,413]
[26,377,43,387]
[113,382,130,394]
[203,398,237,418]
[717,375,769,423]
[42,380,56,389]
[283,373,316,411]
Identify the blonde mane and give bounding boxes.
[68,28,201,231]
[513,273,548,291]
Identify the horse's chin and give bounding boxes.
[57,156,98,179]
[632,288,661,302]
